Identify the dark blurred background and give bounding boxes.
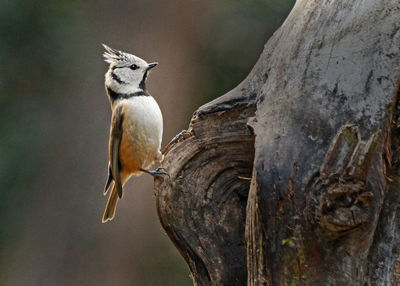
[0,0,294,285]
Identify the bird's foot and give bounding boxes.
[140,167,168,178]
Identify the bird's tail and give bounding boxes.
[102,184,119,223]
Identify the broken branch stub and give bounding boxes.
[314,124,382,236]
[155,88,256,285]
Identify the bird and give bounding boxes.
[101,44,165,223]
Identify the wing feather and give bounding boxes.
[109,105,124,198]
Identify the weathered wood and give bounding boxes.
[155,83,257,285]
[155,0,400,285]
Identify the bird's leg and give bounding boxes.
[140,167,168,178]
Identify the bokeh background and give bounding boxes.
[0,0,294,285]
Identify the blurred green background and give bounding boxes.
[0,0,294,285]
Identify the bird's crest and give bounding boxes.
[102,44,135,65]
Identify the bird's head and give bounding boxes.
[103,44,157,94]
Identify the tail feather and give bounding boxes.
[102,184,119,223]
[104,168,113,195]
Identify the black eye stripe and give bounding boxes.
[112,65,133,70]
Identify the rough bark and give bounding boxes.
[155,85,257,285]
[155,0,400,285]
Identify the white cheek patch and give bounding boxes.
[111,70,127,84]
[115,68,144,84]
[128,70,144,85]
[107,67,146,94]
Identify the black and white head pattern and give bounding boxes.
[103,44,157,95]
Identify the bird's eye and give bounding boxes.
[130,64,139,70]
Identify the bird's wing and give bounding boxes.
[109,105,124,198]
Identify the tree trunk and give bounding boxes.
[154,0,400,285]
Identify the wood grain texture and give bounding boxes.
[155,83,257,285]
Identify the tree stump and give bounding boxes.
[155,0,400,285]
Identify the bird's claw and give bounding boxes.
[153,167,168,177]
[140,167,169,178]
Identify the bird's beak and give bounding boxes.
[147,62,158,70]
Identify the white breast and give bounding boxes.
[120,96,163,169]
